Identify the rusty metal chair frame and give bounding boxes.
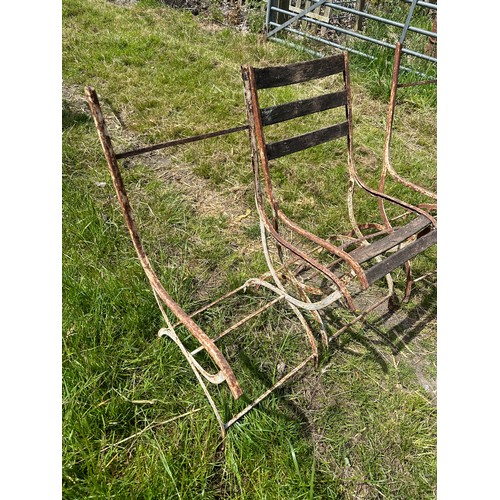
[85,46,436,437]
[380,52,437,220]
[240,51,437,346]
[85,87,320,439]
[377,2,437,293]
[380,0,437,219]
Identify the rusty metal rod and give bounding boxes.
[397,79,437,88]
[190,296,284,356]
[85,86,243,400]
[173,283,249,329]
[116,124,249,160]
[224,354,315,430]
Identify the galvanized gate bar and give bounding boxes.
[397,79,436,88]
[267,22,431,78]
[267,0,328,38]
[400,0,419,44]
[401,0,436,10]
[269,6,437,63]
[266,0,437,72]
[323,1,437,39]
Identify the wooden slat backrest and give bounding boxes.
[247,53,350,162]
[266,122,348,160]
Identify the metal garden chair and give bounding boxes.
[84,49,436,438]
[240,51,437,346]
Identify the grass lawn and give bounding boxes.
[63,0,436,497]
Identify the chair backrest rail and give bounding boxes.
[261,90,347,126]
[266,121,348,160]
[253,53,345,89]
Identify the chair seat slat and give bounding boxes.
[349,215,431,264]
[364,230,437,285]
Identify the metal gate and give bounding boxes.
[265,0,437,76]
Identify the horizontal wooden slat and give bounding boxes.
[266,121,348,160]
[260,91,347,126]
[349,215,432,264]
[364,229,437,285]
[253,54,345,89]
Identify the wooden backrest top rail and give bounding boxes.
[252,53,345,89]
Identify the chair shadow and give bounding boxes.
[321,280,437,374]
[235,350,315,437]
[223,277,436,437]
[212,350,343,498]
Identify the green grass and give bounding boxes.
[63,0,436,498]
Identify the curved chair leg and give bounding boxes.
[255,222,320,361]
[153,291,226,385]
[155,280,319,436]
[255,204,349,312]
[284,296,319,366]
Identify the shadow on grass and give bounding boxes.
[320,279,437,374]
[236,350,314,435]
[208,278,436,439]
[63,99,92,129]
